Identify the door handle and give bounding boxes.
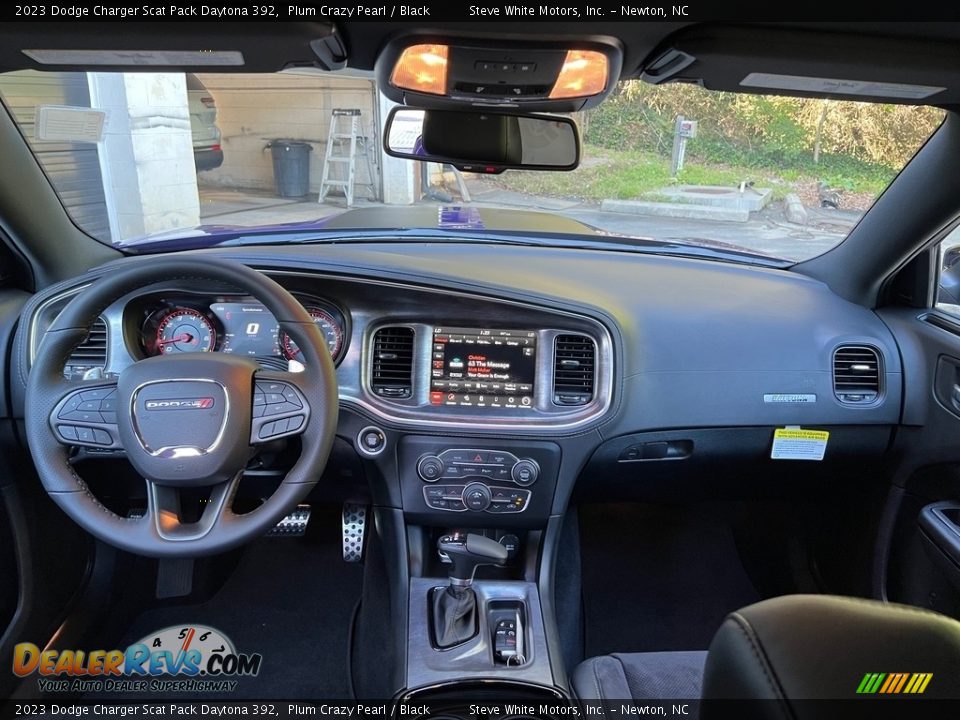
[919,501,960,591]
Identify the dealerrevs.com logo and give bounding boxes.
[13,625,261,694]
[856,672,934,695]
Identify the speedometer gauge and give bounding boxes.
[281,307,343,362]
[155,308,216,354]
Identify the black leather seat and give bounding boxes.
[573,594,960,718]
[573,650,708,700]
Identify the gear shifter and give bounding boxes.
[431,532,508,648]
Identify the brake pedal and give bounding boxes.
[267,504,311,537]
[342,503,368,562]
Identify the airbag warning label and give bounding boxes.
[770,428,829,461]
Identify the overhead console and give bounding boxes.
[375,34,623,113]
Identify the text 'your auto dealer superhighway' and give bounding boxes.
[22,704,406,717]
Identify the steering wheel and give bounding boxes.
[25,257,338,557]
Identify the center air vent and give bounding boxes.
[371,326,414,400]
[553,334,596,406]
[64,317,108,379]
[833,345,881,404]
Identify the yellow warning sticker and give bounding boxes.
[771,428,829,461]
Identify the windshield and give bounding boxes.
[0,70,944,262]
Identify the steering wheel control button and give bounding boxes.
[511,459,540,486]
[248,379,310,443]
[59,409,103,423]
[354,426,387,457]
[253,380,305,423]
[57,425,78,442]
[257,412,307,440]
[463,482,493,511]
[417,455,444,481]
[58,395,83,415]
[80,387,115,401]
[56,387,121,425]
[281,386,302,406]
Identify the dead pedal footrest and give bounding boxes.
[342,503,368,562]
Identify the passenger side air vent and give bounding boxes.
[371,326,414,399]
[553,334,596,406]
[833,345,881,404]
[64,317,108,379]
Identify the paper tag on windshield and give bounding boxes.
[771,427,829,461]
[35,106,105,143]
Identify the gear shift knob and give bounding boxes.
[438,532,508,587]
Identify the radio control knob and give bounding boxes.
[511,459,540,486]
[462,482,492,511]
[417,455,445,482]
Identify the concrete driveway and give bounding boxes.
[198,183,859,263]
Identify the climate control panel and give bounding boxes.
[416,448,540,487]
[399,437,560,527]
[423,482,531,513]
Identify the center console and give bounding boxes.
[350,305,614,704]
[396,435,564,697]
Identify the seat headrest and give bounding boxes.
[702,594,960,718]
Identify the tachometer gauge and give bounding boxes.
[281,307,343,362]
[154,307,216,354]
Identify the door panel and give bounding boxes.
[877,307,960,618]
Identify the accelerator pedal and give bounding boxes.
[267,503,311,537]
[342,503,368,562]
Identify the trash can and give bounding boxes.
[267,140,312,198]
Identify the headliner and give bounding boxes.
[2,21,960,105]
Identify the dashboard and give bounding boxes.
[17,241,905,439]
[23,265,615,432]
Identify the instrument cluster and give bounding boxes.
[135,293,348,366]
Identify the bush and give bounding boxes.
[582,82,944,182]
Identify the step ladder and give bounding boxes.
[318,108,378,207]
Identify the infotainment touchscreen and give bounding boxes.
[430,327,536,409]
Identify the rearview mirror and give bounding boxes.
[383,107,580,173]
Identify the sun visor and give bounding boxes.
[0,22,338,73]
[641,26,960,104]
